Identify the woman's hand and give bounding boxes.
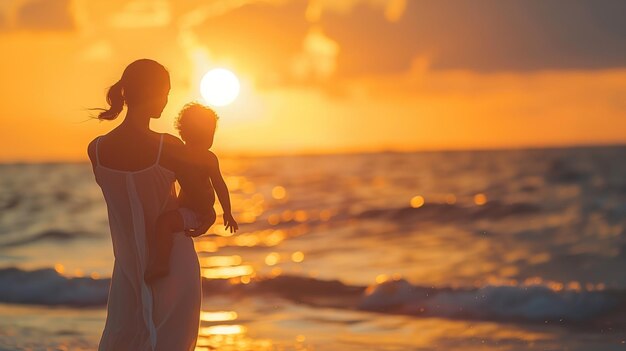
[185,212,215,238]
[184,228,206,237]
[184,213,214,237]
[224,213,238,233]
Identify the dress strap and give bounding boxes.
[155,134,164,164]
[94,136,101,166]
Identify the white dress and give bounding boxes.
[93,134,201,351]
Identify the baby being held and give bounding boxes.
[145,103,238,283]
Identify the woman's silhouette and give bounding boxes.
[87,59,209,351]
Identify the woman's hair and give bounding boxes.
[97,59,170,120]
[175,102,219,142]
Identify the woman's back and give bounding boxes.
[93,133,177,267]
[91,133,201,351]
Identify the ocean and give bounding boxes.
[1,146,625,350]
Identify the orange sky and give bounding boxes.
[0,0,625,161]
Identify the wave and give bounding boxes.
[1,266,623,327]
[546,158,589,184]
[358,278,621,324]
[249,201,542,232]
[0,230,98,247]
[0,195,20,210]
[356,201,541,223]
[0,266,109,306]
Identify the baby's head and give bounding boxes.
[175,102,219,148]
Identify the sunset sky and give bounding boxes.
[0,0,625,161]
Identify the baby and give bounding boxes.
[144,103,238,283]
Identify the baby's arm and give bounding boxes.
[206,151,238,233]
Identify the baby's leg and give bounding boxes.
[144,210,184,284]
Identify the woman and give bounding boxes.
[87,59,210,351]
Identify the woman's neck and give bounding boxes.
[120,108,151,131]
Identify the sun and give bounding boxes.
[200,68,241,106]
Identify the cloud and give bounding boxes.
[187,1,310,86]
[16,0,75,30]
[183,0,626,92]
[304,0,406,23]
[81,40,113,61]
[320,0,626,76]
[110,0,170,28]
[290,26,339,81]
[383,0,405,22]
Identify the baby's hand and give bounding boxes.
[224,213,238,233]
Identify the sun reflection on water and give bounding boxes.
[199,255,242,267]
[54,263,64,274]
[200,311,238,322]
[201,265,254,279]
[186,166,607,350]
[200,325,247,335]
[194,308,278,351]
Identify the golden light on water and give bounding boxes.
[241,182,256,194]
[410,195,425,208]
[228,229,288,247]
[233,234,261,247]
[319,209,332,221]
[200,68,240,107]
[201,265,254,279]
[54,263,64,274]
[474,193,488,206]
[194,241,218,253]
[567,281,582,291]
[264,230,286,246]
[265,252,280,266]
[200,311,238,322]
[281,210,294,221]
[375,274,388,284]
[267,214,280,225]
[195,321,274,351]
[291,251,304,262]
[199,255,242,267]
[445,194,457,205]
[294,210,308,222]
[200,325,247,336]
[179,161,609,349]
[271,186,287,200]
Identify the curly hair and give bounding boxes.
[175,102,219,142]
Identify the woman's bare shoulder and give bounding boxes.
[86,136,102,166]
[204,150,219,166]
[160,133,191,171]
[161,133,184,149]
[160,133,186,155]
